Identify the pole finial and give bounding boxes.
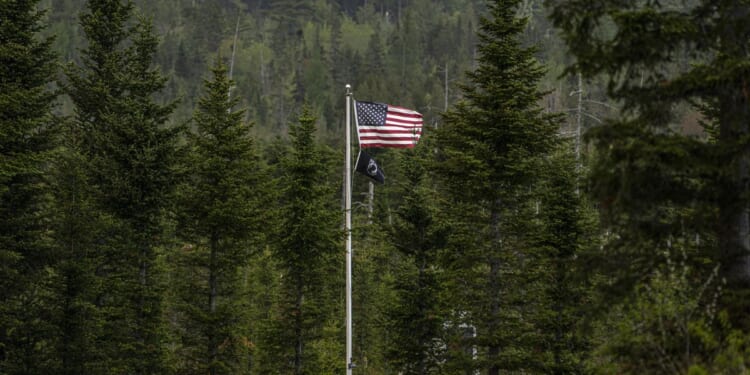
[346,84,352,96]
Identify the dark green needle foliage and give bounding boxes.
[259,107,341,375]
[64,0,180,372]
[435,0,559,373]
[50,123,111,375]
[173,58,267,375]
[548,0,750,330]
[384,144,448,375]
[534,148,597,374]
[547,0,750,371]
[0,0,59,373]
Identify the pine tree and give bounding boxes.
[0,0,59,373]
[259,107,341,375]
[64,0,179,372]
[173,58,267,375]
[435,0,559,373]
[549,0,750,329]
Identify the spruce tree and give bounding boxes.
[549,0,750,328]
[260,107,340,375]
[535,148,596,374]
[0,0,59,373]
[64,0,179,372]
[384,146,448,375]
[50,126,108,375]
[173,58,267,375]
[435,0,558,373]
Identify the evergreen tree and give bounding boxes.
[64,0,180,372]
[435,0,558,373]
[173,58,267,375]
[549,0,750,329]
[0,0,59,373]
[259,107,341,374]
[384,146,448,375]
[535,148,596,374]
[591,251,747,373]
[50,125,108,375]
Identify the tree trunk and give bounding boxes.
[209,234,218,375]
[294,276,304,375]
[717,75,750,287]
[417,257,427,375]
[135,237,149,375]
[487,201,502,375]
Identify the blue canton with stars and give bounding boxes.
[356,101,388,126]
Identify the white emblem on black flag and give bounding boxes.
[355,150,385,184]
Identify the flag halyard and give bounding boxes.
[355,101,423,148]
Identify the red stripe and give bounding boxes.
[387,113,422,121]
[360,134,420,139]
[360,129,422,134]
[365,124,422,130]
[360,125,422,130]
[360,135,418,139]
[360,133,421,136]
[359,137,419,143]
[385,121,423,127]
[361,143,416,149]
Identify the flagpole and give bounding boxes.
[345,84,354,374]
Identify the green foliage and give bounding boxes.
[259,107,342,374]
[383,144,448,374]
[20,1,750,374]
[584,120,716,298]
[50,137,110,375]
[549,0,750,334]
[63,0,181,372]
[0,0,59,372]
[437,0,557,203]
[178,58,265,246]
[435,0,561,373]
[535,147,597,374]
[172,58,267,375]
[45,0,483,142]
[590,249,750,374]
[340,15,374,55]
[549,1,750,370]
[349,226,392,374]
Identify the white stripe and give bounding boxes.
[359,125,422,132]
[387,114,422,123]
[385,120,422,127]
[360,133,421,139]
[360,139,418,145]
[388,106,422,116]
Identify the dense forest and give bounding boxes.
[2,0,749,374]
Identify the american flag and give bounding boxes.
[355,101,423,148]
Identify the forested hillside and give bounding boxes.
[2,0,749,374]
[41,0,493,139]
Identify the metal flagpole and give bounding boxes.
[345,84,354,374]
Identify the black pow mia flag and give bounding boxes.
[355,150,385,184]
